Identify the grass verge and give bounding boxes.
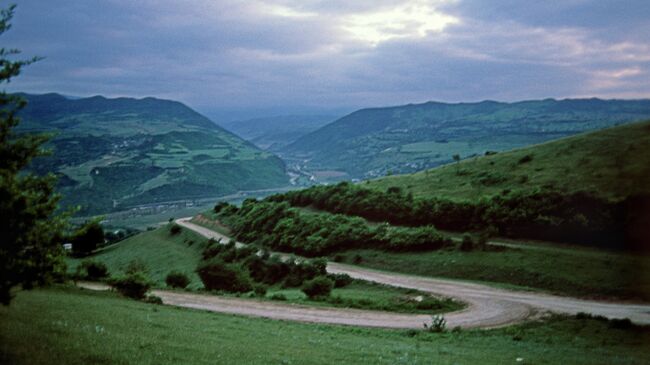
[1,287,649,365]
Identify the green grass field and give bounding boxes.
[71,226,463,314]
[331,243,650,301]
[367,121,650,201]
[69,226,208,289]
[2,287,649,365]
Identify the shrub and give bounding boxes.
[165,271,190,289]
[270,293,287,301]
[459,234,474,251]
[144,295,163,304]
[518,154,533,164]
[423,315,446,333]
[329,273,353,288]
[196,258,253,293]
[352,254,363,264]
[71,220,105,257]
[109,272,151,300]
[125,259,149,275]
[301,276,334,299]
[253,284,268,297]
[169,224,182,235]
[77,260,109,280]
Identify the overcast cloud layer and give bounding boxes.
[3,0,650,119]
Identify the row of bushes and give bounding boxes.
[197,241,338,298]
[268,182,649,250]
[215,200,451,256]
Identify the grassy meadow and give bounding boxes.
[2,287,649,365]
[367,121,650,201]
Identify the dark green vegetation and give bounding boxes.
[0,6,67,305]
[198,240,329,292]
[3,287,650,365]
[17,93,288,215]
[369,120,650,202]
[215,200,451,256]
[332,246,650,300]
[222,114,336,151]
[283,99,650,180]
[271,176,648,250]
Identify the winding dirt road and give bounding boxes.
[84,218,650,329]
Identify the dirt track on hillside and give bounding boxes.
[83,218,649,329]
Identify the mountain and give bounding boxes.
[282,98,650,180]
[17,93,289,215]
[367,120,650,201]
[222,115,336,151]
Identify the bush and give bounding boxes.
[329,273,353,288]
[270,293,287,301]
[71,220,105,257]
[169,224,182,235]
[423,314,447,333]
[197,258,253,293]
[125,259,149,275]
[77,260,109,280]
[165,271,190,289]
[301,276,334,299]
[109,272,151,299]
[459,234,474,251]
[144,295,163,304]
[253,284,268,297]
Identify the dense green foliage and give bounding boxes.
[3,288,650,364]
[17,93,288,215]
[75,260,109,281]
[272,182,647,250]
[216,199,452,256]
[0,6,67,305]
[198,241,328,291]
[70,220,105,256]
[369,120,650,202]
[283,99,650,180]
[164,271,190,289]
[108,272,151,299]
[301,276,334,299]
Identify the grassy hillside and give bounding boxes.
[368,120,650,201]
[222,114,336,151]
[70,226,208,289]
[283,98,650,180]
[3,287,650,365]
[17,93,288,214]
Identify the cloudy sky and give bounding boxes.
[3,0,650,120]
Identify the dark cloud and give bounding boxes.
[2,0,649,120]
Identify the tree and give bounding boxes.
[71,219,105,257]
[452,154,461,174]
[0,5,66,305]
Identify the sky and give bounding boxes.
[3,0,650,121]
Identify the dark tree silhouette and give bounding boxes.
[0,5,67,305]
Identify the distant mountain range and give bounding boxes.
[222,115,337,151]
[282,98,650,180]
[17,93,289,215]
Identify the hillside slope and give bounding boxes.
[222,115,336,151]
[283,99,650,180]
[18,93,288,214]
[367,120,650,201]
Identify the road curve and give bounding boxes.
[165,218,650,328]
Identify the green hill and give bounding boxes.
[222,115,336,151]
[17,93,289,214]
[367,120,650,201]
[283,99,650,180]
